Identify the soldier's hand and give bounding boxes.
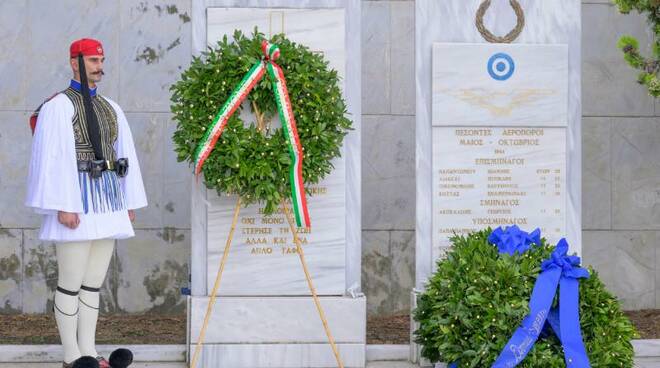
[128,209,135,222]
[58,211,80,229]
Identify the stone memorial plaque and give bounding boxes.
[432,43,568,127]
[432,127,567,260]
[205,8,346,296]
[431,43,569,261]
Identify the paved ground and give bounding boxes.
[0,363,420,368]
[2,360,659,367]
[0,365,186,368]
[0,365,187,368]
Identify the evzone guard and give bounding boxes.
[25,38,147,368]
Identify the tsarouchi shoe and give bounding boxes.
[108,348,133,368]
[65,355,100,368]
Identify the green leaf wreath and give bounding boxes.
[170,29,351,213]
[413,229,638,367]
[614,0,660,97]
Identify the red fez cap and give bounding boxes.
[69,38,104,58]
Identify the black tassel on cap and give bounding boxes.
[77,53,104,161]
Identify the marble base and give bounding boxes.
[189,295,366,367]
[189,295,365,343]
[365,345,409,362]
[190,343,365,368]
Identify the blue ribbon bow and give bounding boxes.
[488,225,541,256]
[492,238,591,368]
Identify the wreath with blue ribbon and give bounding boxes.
[414,226,638,367]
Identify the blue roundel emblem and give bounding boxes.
[487,53,515,81]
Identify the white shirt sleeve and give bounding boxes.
[107,98,148,210]
[24,94,83,214]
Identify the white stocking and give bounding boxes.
[77,238,115,358]
[55,241,91,364]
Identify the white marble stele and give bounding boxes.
[413,0,580,364]
[189,1,363,367]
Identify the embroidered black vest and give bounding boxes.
[62,87,119,162]
[31,83,126,214]
[65,86,125,214]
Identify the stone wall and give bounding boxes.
[0,0,658,316]
[0,0,193,314]
[360,0,415,317]
[359,0,660,315]
[581,1,660,310]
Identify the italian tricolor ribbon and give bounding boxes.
[193,40,311,228]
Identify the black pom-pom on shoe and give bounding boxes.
[109,348,133,368]
[71,356,100,368]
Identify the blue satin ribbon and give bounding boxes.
[488,225,541,256]
[492,238,591,368]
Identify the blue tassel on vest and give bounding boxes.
[78,171,126,214]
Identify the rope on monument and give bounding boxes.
[476,0,525,43]
[281,199,345,368]
[190,196,242,368]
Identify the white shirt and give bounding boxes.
[25,92,147,242]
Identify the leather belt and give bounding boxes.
[77,160,117,172]
[77,158,129,178]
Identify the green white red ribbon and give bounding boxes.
[193,40,310,228]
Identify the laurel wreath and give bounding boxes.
[171,29,351,213]
[413,230,638,367]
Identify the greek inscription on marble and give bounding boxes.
[432,127,567,254]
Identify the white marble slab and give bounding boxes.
[634,340,660,358]
[365,345,409,362]
[191,0,361,298]
[189,295,365,343]
[207,8,345,82]
[195,343,365,367]
[415,0,581,291]
[203,7,347,296]
[189,297,367,344]
[207,159,346,295]
[431,127,567,260]
[206,7,346,133]
[430,43,570,259]
[432,43,568,126]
